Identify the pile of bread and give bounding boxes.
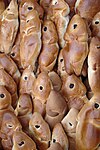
[0,0,100,149]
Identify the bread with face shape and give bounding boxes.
[19,0,41,70]
[75,0,100,22]
[76,94,100,150]
[63,14,88,76]
[51,123,69,150]
[47,0,70,48]
[0,110,22,150]
[61,74,88,110]
[0,85,12,110]
[15,94,33,135]
[0,68,18,108]
[88,37,100,94]
[12,130,36,150]
[32,72,52,104]
[0,53,21,85]
[45,90,67,129]
[61,108,79,138]
[0,0,5,15]
[19,0,44,20]
[29,112,51,150]
[19,66,35,96]
[57,49,67,79]
[39,20,59,72]
[0,0,19,54]
[92,12,100,38]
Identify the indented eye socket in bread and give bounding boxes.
[6,123,14,128]
[94,102,100,109]
[27,6,33,10]
[34,124,40,129]
[53,139,56,143]
[95,20,99,25]
[0,93,5,98]
[43,26,47,32]
[18,141,25,147]
[11,52,15,57]
[23,76,28,81]
[69,83,74,89]
[39,85,44,91]
[73,23,78,29]
[60,59,63,62]
[7,8,10,11]
[97,45,100,49]
[69,122,73,126]
[52,0,58,5]
[26,20,30,23]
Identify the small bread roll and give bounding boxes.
[0,85,12,110]
[88,37,100,94]
[47,0,70,48]
[19,66,35,95]
[92,12,100,38]
[0,68,18,107]
[76,94,100,150]
[29,112,51,150]
[57,49,67,79]
[0,0,19,54]
[63,14,88,76]
[12,130,36,150]
[19,1,41,70]
[45,90,67,129]
[15,94,33,135]
[75,0,100,22]
[0,53,21,85]
[39,20,59,72]
[51,123,69,150]
[61,108,79,138]
[0,110,22,150]
[61,74,87,110]
[32,72,51,104]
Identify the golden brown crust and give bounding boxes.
[12,130,36,150]
[0,53,21,85]
[0,85,12,110]
[51,123,69,150]
[19,3,41,69]
[0,68,17,107]
[45,90,67,129]
[61,108,79,138]
[92,12,100,38]
[76,94,100,150]
[0,110,22,150]
[32,72,51,103]
[19,66,35,95]
[88,37,100,94]
[40,0,51,14]
[63,14,88,76]
[47,0,70,48]
[29,112,51,150]
[0,0,19,54]
[39,20,59,72]
[75,0,100,22]
[61,74,87,110]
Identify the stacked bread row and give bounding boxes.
[0,0,100,150]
